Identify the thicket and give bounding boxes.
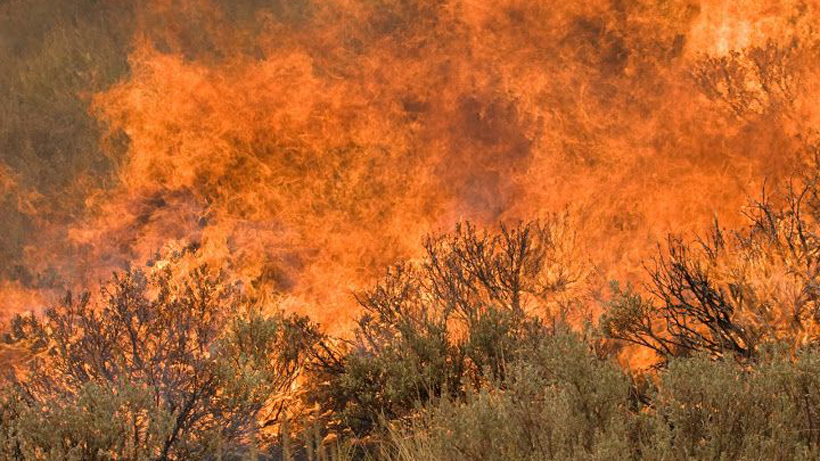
[3,205,820,460]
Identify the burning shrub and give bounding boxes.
[602,176,820,361]
[0,261,319,460]
[691,40,802,119]
[303,219,581,437]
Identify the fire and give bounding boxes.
[2,0,819,334]
[0,163,15,200]
[688,0,812,56]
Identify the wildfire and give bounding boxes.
[2,0,819,335]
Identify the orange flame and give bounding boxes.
[2,0,819,333]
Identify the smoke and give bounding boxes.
[2,0,819,328]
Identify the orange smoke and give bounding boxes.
[2,0,819,330]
